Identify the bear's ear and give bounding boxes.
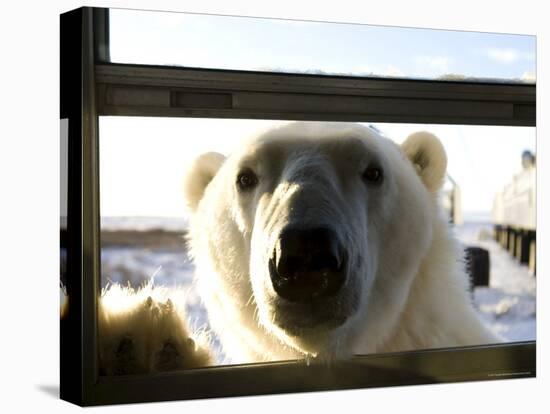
[183,152,226,212]
[401,132,447,192]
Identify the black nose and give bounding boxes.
[269,227,346,302]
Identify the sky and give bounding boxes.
[99,117,535,220]
[109,8,536,82]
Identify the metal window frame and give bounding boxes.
[96,63,535,125]
[60,7,536,406]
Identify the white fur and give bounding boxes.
[98,282,212,374]
[401,131,448,192]
[99,122,499,372]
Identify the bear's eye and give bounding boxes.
[237,169,259,191]
[362,166,383,185]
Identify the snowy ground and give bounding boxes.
[453,221,536,342]
[99,217,536,363]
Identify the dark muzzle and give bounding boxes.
[269,227,346,303]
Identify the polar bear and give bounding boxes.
[98,122,499,373]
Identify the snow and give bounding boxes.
[99,218,536,364]
[454,221,536,342]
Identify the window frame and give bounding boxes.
[60,7,536,406]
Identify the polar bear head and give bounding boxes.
[184,122,447,360]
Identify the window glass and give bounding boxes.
[109,8,536,83]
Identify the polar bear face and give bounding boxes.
[184,122,447,360]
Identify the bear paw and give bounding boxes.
[98,283,212,375]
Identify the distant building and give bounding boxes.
[492,150,536,273]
